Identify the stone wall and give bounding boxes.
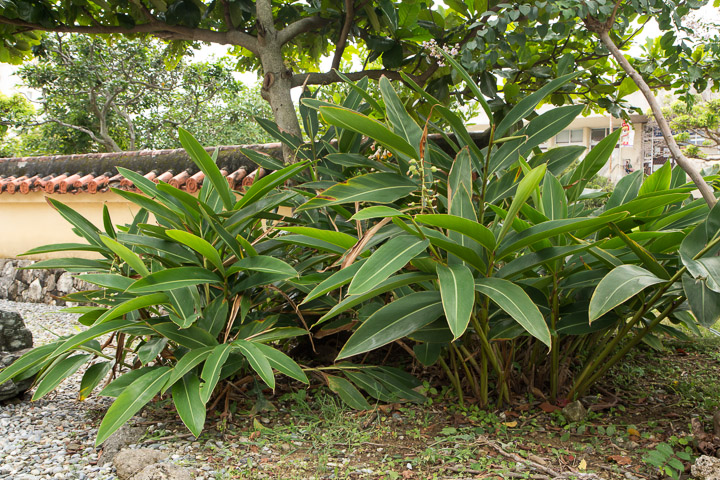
[0,259,91,305]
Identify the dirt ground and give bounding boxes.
[134,337,720,480]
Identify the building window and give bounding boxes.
[591,127,621,148]
[556,129,583,144]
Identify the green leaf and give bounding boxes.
[350,206,408,220]
[497,165,547,243]
[565,129,621,202]
[78,274,135,291]
[302,261,364,305]
[437,264,475,340]
[326,374,371,410]
[0,342,58,385]
[348,236,429,295]
[179,128,234,210]
[379,76,422,150]
[682,274,720,327]
[474,278,551,347]
[589,265,666,322]
[46,198,102,247]
[127,267,222,293]
[639,160,672,196]
[50,319,135,358]
[21,243,104,256]
[253,343,308,384]
[232,339,275,389]
[338,292,443,359]
[79,362,112,401]
[319,106,417,159]
[606,170,642,210]
[496,245,590,279]
[166,230,225,274]
[495,72,580,138]
[227,255,297,278]
[279,227,357,250]
[235,161,308,209]
[24,258,109,272]
[153,323,218,349]
[497,213,628,259]
[198,296,228,338]
[298,173,417,211]
[200,343,233,403]
[415,214,495,251]
[137,337,168,365]
[95,294,169,324]
[315,273,436,326]
[163,346,214,393]
[96,367,171,446]
[100,366,155,397]
[541,171,567,220]
[172,374,206,437]
[111,188,184,228]
[413,343,442,366]
[32,354,90,400]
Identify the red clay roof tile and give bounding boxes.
[0,144,279,195]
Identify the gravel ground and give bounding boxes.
[0,300,219,480]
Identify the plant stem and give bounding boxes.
[438,355,464,406]
[453,343,480,399]
[550,274,560,402]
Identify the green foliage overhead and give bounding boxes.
[3,34,271,156]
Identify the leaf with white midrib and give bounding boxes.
[96,367,171,446]
[588,265,665,322]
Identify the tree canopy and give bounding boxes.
[1,34,272,156]
[1,0,718,162]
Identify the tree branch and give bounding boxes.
[332,0,355,71]
[278,15,330,45]
[0,16,259,54]
[597,27,716,207]
[291,66,438,88]
[256,0,276,35]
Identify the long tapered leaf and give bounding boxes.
[497,213,628,259]
[253,343,308,384]
[166,230,224,274]
[437,264,475,339]
[0,343,61,385]
[497,165,547,243]
[232,339,275,389]
[301,261,364,305]
[338,292,443,359]
[541,171,567,220]
[475,278,551,347]
[226,255,297,278]
[50,319,135,358]
[200,343,233,403]
[235,161,309,209]
[682,274,720,327]
[21,243,104,255]
[79,362,112,400]
[319,106,417,159]
[348,236,429,295]
[46,198,102,247]
[327,374,371,410]
[153,323,218,349]
[379,76,423,150]
[415,214,495,251]
[100,235,149,277]
[178,128,234,210]
[172,374,206,437]
[78,274,135,291]
[588,265,666,322]
[279,227,357,250]
[127,267,223,293]
[298,172,417,211]
[33,354,91,400]
[96,367,171,445]
[163,346,214,393]
[95,294,168,324]
[315,273,436,326]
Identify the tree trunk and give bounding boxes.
[256,0,302,163]
[598,30,717,208]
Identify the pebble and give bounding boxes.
[0,300,216,480]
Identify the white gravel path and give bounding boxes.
[0,300,219,480]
